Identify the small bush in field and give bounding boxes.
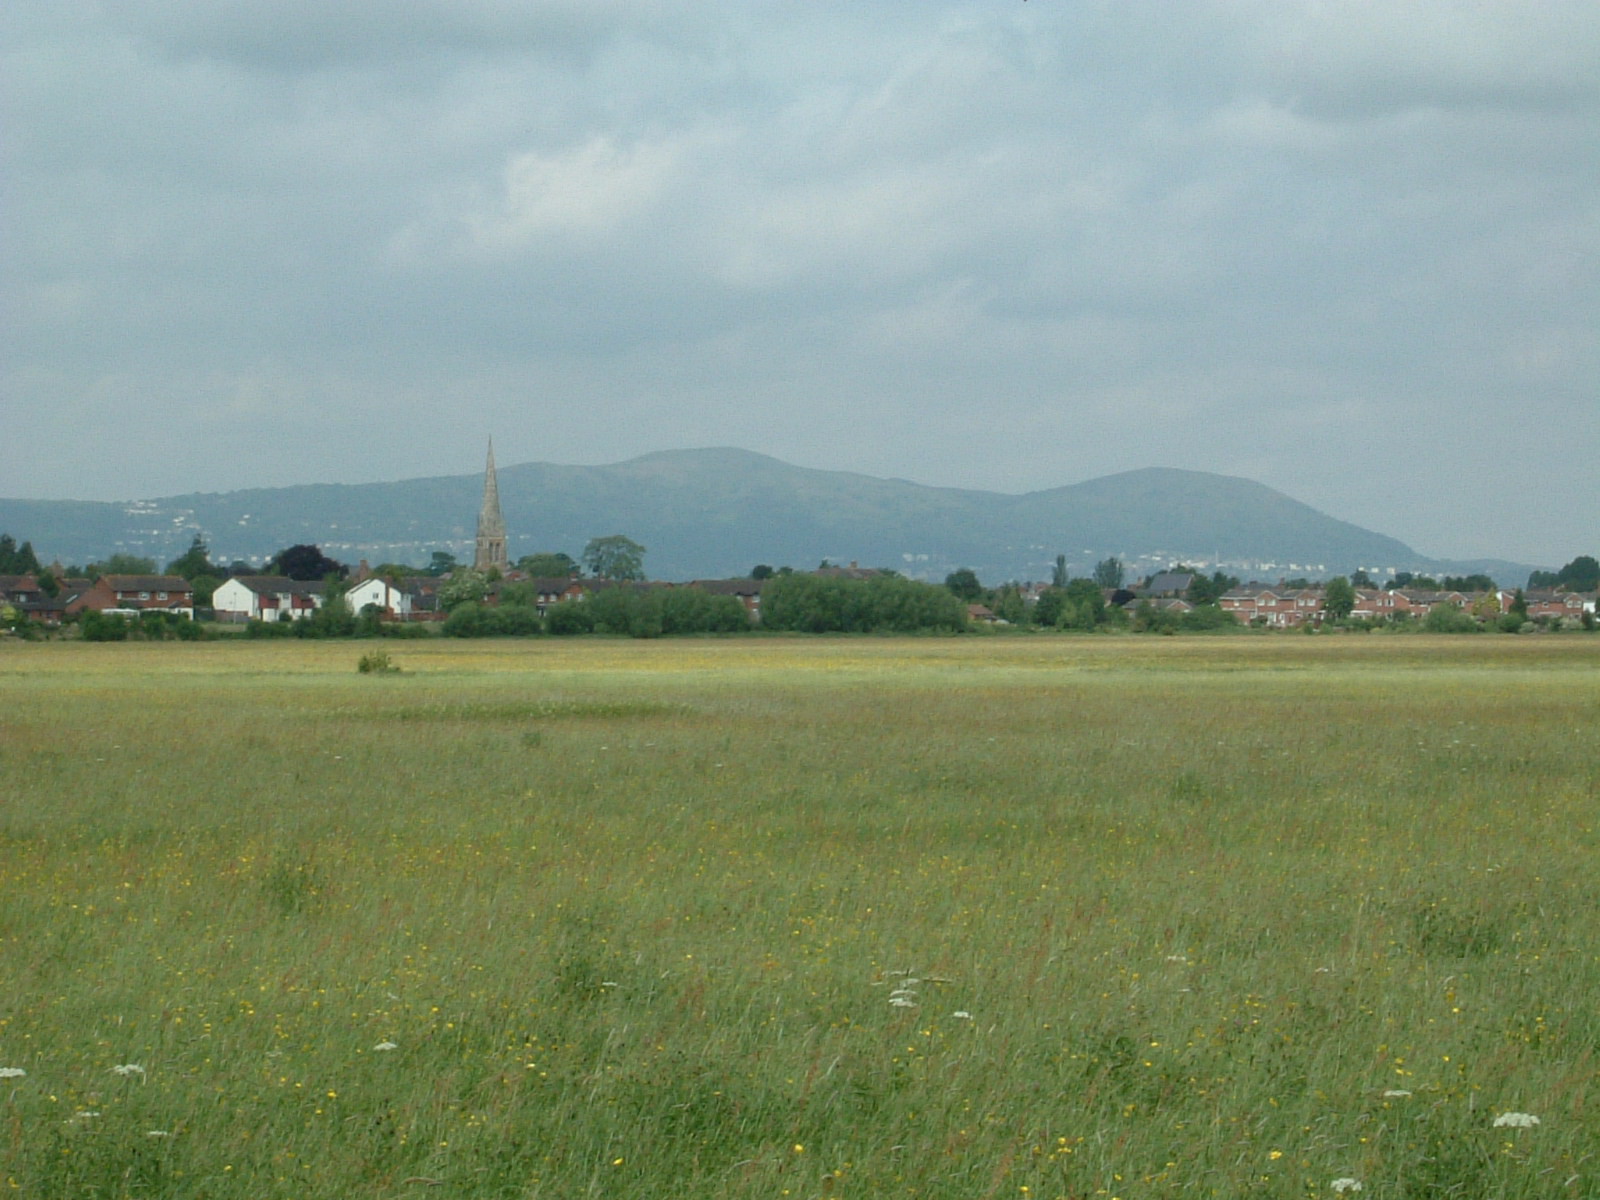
[357,648,399,674]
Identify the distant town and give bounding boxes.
[2,449,1595,638]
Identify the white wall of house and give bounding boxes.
[345,578,410,618]
[212,578,263,621]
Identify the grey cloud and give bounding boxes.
[2,0,1594,565]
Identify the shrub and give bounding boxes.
[357,649,399,674]
[545,600,595,635]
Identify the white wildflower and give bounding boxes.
[888,996,918,1008]
[111,1063,146,1077]
[1492,1112,1541,1128]
[147,1130,171,1138]
[1382,1089,1412,1098]
[0,1068,25,1079]
[373,1041,398,1052]
[1330,1180,1363,1194]
[952,1011,973,1020]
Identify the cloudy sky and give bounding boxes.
[3,1,1595,565]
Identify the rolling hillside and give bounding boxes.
[0,449,1532,583]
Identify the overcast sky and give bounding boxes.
[3,1,1595,565]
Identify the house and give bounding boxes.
[212,576,324,623]
[69,575,195,618]
[686,579,766,621]
[345,576,414,620]
[1219,585,1325,628]
[1348,589,1423,621]
[1142,572,1196,598]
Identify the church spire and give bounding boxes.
[474,438,508,572]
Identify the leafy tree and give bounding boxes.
[1180,604,1238,632]
[189,573,223,607]
[80,610,129,641]
[89,554,158,578]
[545,600,595,635]
[166,535,214,581]
[268,544,347,582]
[1409,576,1441,590]
[1350,568,1375,588]
[1323,576,1356,620]
[582,535,646,581]
[426,551,459,577]
[1057,578,1109,631]
[518,552,581,578]
[0,534,15,573]
[1556,555,1600,591]
[1423,603,1478,633]
[586,586,662,638]
[438,568,490,611]
[1092,557,1124,590]
[944,568,984,602]
[750,564,775,581]
[1051,555,1069,589]
[1441,574,1495,592]
[993,585,1026,624]
[1185,570,1239,606]
[762,573,965,634]
[1032,588,1066,627]
[1509,588,1529,619]
[1392,571,1415,588]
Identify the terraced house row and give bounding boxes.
[1219,585,1595,628]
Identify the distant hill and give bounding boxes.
[0,449,1538,585]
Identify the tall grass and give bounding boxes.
[1,636,1596,1197]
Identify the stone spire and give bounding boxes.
[474,439,508,572]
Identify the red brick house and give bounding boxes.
[69,575,195,618]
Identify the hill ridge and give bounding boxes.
[0,450,1536,583]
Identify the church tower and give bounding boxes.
[474,439,508,572]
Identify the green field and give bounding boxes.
[2,636,1597,1198]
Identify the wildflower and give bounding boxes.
[1269,1149,1284,1160]
[952,1011,973,1020]
[373,1041,398,1052]
[0,1068,25,1079]
[1330,1180,1363,1193]
[147,1131,171,1138]
[1382,1089,1412,1098]
[889,996,917,1008]
[111,1063,146,1077]
[1492,1112,1541,1128]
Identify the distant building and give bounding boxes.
[474,439,509,573]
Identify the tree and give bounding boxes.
[1323,576,1356,620]
[1092,557,1124,590]
[1032,588,1066,627]
[1350,568,1375,588]
[89,553,158,578]
[1058,578,1109,630]
[582,535,646,581]
[426,550,459,577]
[1509,588,1529,619]
[438,568,491,611]
[1051,555,1069,589]
[269,544,347,582]
[1556,555,1600,592]
[750,564,775,581]
[944,568,984,602]
[518,552,581,578]
[167,535,214,580]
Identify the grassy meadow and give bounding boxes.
[2,634,1597,1198]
